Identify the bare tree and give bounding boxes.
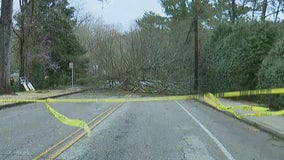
[0,0,13,94]
[232,0,236,23]
[17,0,28,78]
[274,0,283,22]
[251,0,258,20]
[261,0,268,21]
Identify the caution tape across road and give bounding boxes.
[0,95,199,104]
[0,87,284,136]
[0,87,283,104]
[0,94,197,135]
[214,88,284,98]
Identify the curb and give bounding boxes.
[0,89,88,110]
[196,99,284,140]
[240,117,284,140]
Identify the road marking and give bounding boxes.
[47,103,123,159]
[176,101,236,160]
[34,94,132,160]
[33,105,116,160]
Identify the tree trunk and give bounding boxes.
[19,0,29,78]
[261,0,268,21]
[252,0,257,21]
[19,38,26,77]
[274,0,282,23]
[231,0,236,23]
[0,0,13,94]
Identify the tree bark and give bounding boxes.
[231,0,236,23]
[274,0,282,23]
[18,0,29,78]
[252,0,257,21]
[261,0,268,21]
[0,0,13,94]
[18,0,35,79]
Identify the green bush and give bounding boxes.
[257,38,284,110]
[29,59,48,90]
[202,22,280,93]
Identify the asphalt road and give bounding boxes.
[0,91,119,160]
[1,92,284,160]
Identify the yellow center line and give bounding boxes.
[33,94,131,160]
[32,103,119,160]
[48,103,124,159]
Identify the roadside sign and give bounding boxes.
[69,62,73,69]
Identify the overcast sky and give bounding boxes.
[74,0,166,31]
[12,0,166,31]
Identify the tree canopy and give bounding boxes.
[1,0,284,109]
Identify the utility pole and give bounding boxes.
[0,0,13,94]
[194,0,199,92]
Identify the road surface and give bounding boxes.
[0,91,283,160]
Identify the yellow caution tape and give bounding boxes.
[203,93,284,119]
[0,99,43,103]
[239,110,284,118]
[215,88,284,98]
[204,93,227,110]
[0,95,198,135]
[44,103,91,136]
[0,95,199,103]
[0,87,283,129]
[230,106,269,112]
[0,87,283,104]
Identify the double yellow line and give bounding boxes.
[33,102,124,160]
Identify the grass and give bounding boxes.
[0,87,83,106]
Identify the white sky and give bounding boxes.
[72,0,166,31]
[12,0,165,31]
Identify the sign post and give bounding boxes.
[69,62,74,87]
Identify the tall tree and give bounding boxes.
[0,0,13,94]
[273,0,283,22]
[251,0,258,20]
[161,0,191,21]
[261,0,268,21]
[13,0,86,89]
[231,0,236,23]
[14,0,34,78]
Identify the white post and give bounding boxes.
[69,62,74,87]
[72,66,74,88]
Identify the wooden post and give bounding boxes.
[0,0,13,94]
[194,0,199,92]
